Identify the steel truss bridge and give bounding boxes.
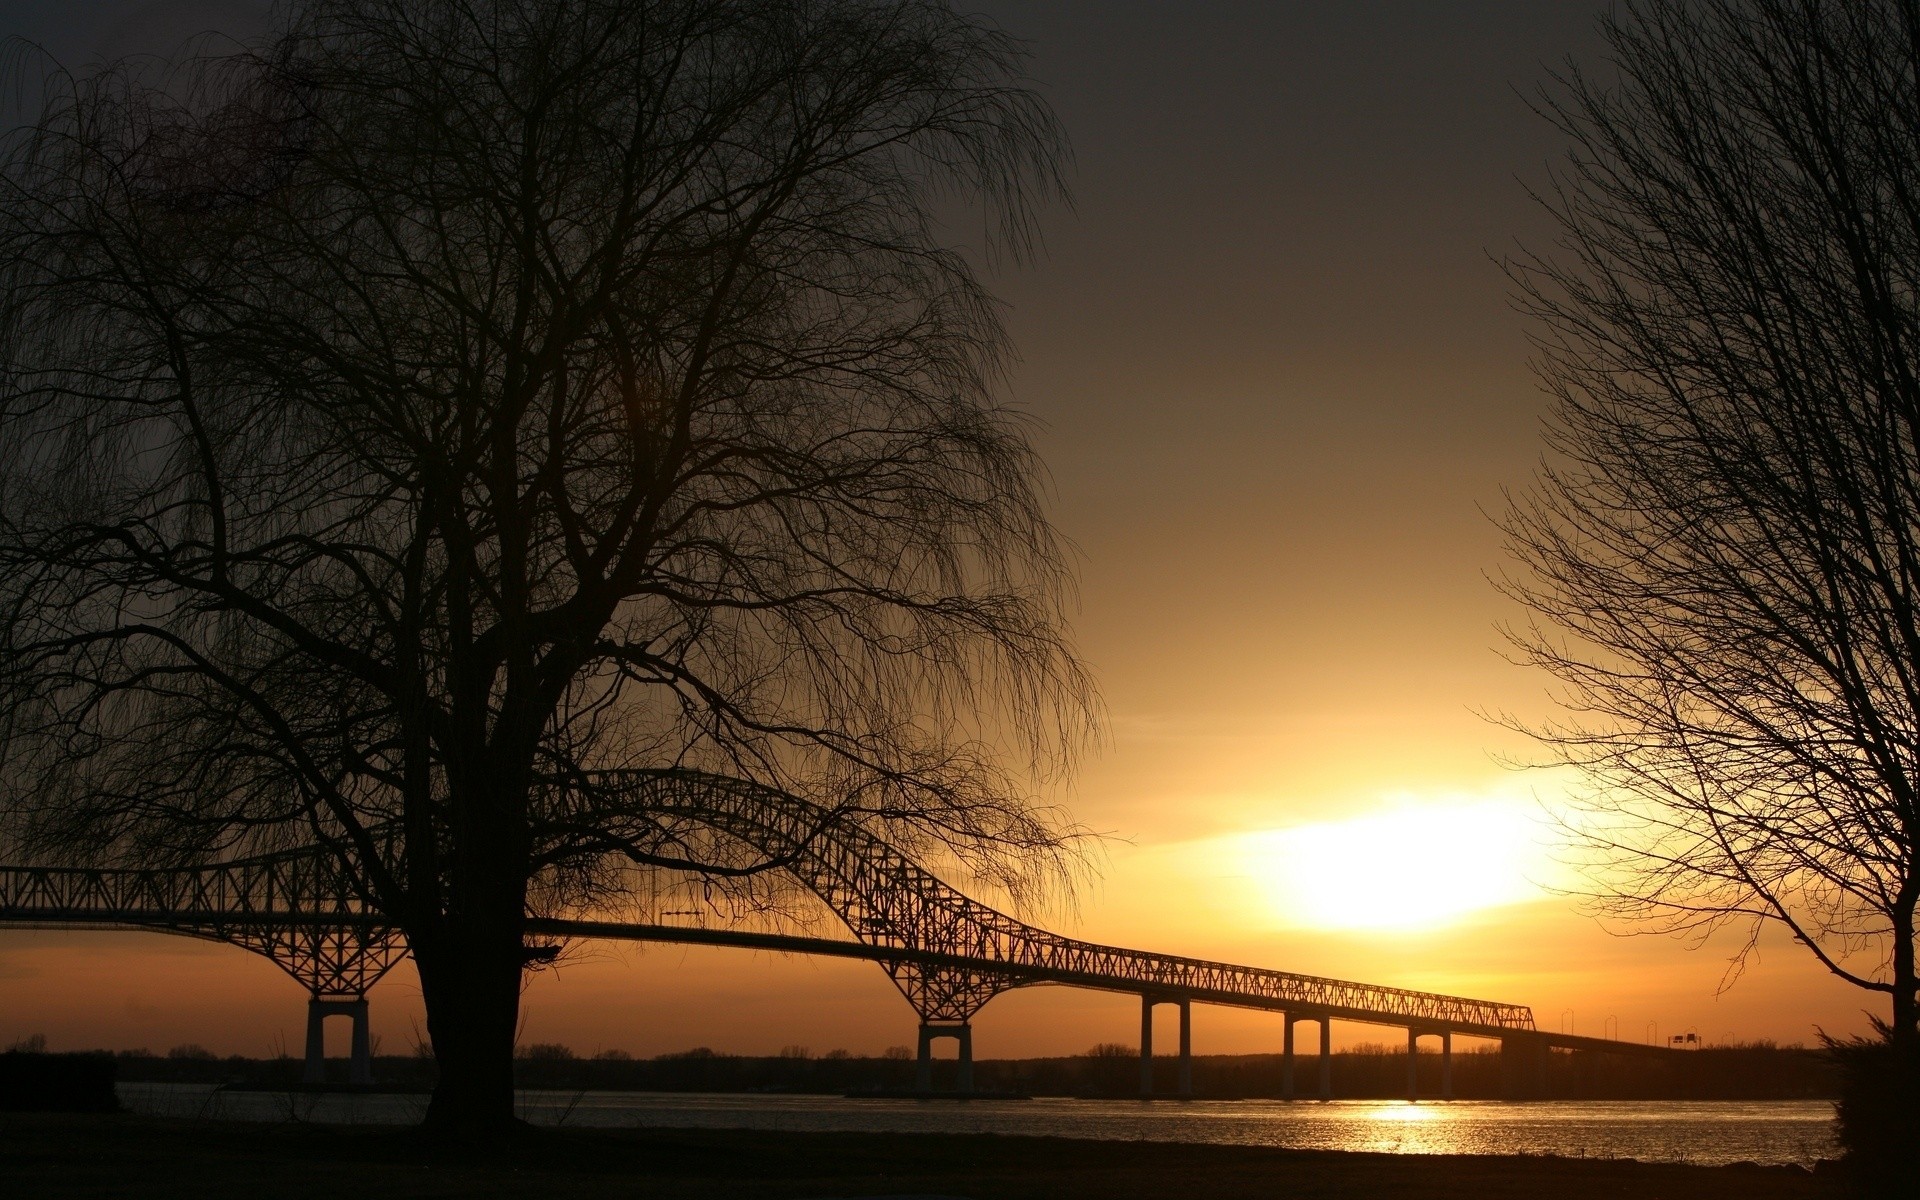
[0,771,1661,1097]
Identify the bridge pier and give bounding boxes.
[1138,996,1194,1098]
[1139,995,1154,1095]
[1283,1014,1332,1100]
[1177,999,1192,1098]
[1407,1027,1417,1098]
[915,1021,972,1094]
[1500,1032,1551,1099]
[1405,1028,1454,1100]
[1282,1015,1292,1096]
[302,995,372,1086]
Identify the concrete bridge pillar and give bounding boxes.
[1320,1019,1332,1098]
[1139,994,1154,1096]
[1282,1014,1294,1097]
[915,1021,973,1094]
[1138,996,1193,1098]
[916,1025,932,1093]
[956,1023,973,1093]
[302,996,372,1086]
[1283,1015,1333,1100]
[1407,1028,1455,1101]
[1176,999,1192,1098]
[1407,1027,1420,1099]
[1500,1032,1551,1099]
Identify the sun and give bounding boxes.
[1237,794,1548,932]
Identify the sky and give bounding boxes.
[0,0,1877,1061]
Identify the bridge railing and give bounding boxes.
[0,855,382,925]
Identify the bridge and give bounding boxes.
[0,771,1660,1098]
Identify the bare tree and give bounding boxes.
[0,0,1094,1133]
[1501,0,1920,1056]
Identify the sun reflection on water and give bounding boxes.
[1363,1102,1443,1123]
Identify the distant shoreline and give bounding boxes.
[102,1042,1841,1102]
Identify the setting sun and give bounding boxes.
[1239,795,1549,932]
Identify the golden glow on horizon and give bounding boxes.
[1239,795,1548,932]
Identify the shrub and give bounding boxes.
[519,1043,575,1062]
[1824,1022,1918,1194]
[0,1051,118,1112]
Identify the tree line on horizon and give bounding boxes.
[5,1035,1840,1102]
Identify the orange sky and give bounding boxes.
[0,1,1887,1059]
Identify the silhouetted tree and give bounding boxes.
[0,0,1092,1134]
[1502,0,1920,1065]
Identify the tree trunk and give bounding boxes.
[1891,906,1917,1060]
[415,918,527,1137]
[1894,977,1916,1056]
[410,732,538,1136]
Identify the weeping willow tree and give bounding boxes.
[0,0,1095,1133]
[1503,0,1920,1056]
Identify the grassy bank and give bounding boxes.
[0,1112,1838,1199]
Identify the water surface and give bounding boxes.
[118,1084,1835,1168]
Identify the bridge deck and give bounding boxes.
[0,884,1670,1055]
[528,918,1545,1042]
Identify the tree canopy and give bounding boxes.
[0,0,1093,1131]
[1503,0,1920,1052]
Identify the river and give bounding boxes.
[116,1084,1837,1167]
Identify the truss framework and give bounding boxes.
[0,854,403,996]
[0,772,1535,1035]
[614,771,1536,1032]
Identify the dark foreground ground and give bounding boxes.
[0,1112,1840,1200]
